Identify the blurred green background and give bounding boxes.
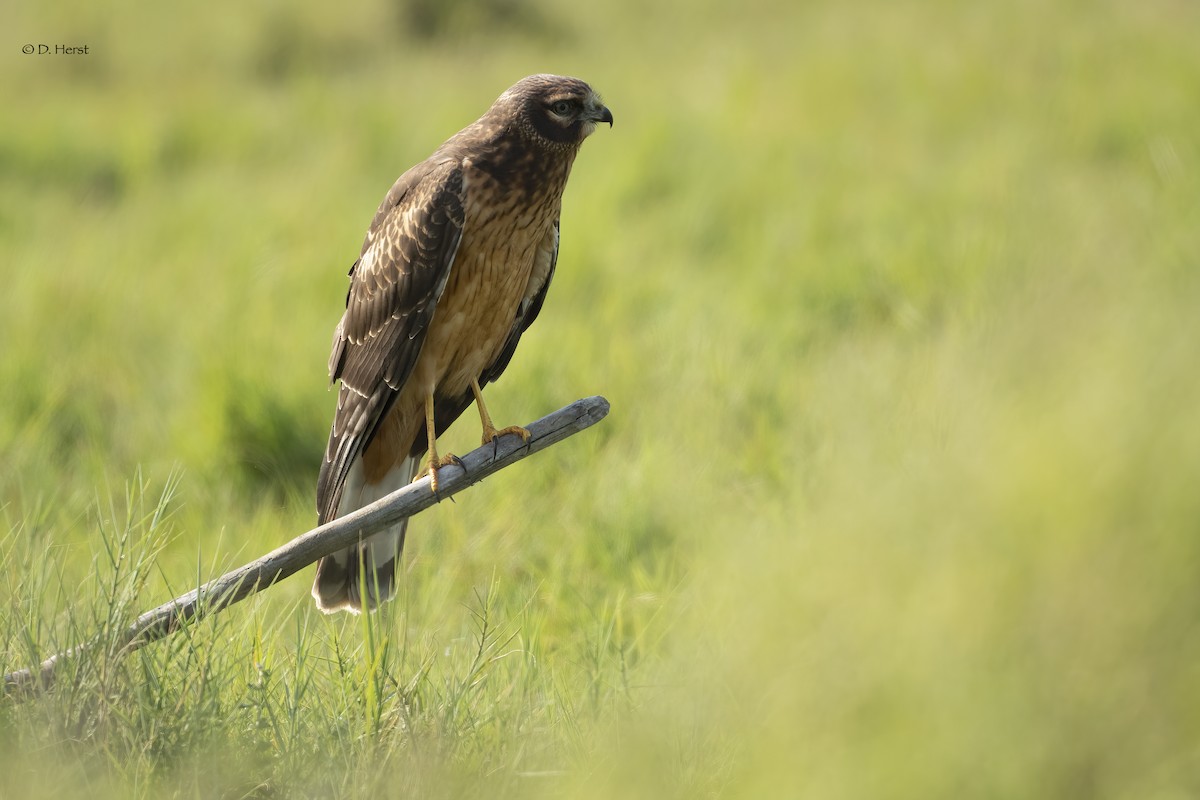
[3,0,1200,796]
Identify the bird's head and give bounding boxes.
[498,74,613,149]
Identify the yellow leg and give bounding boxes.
[418,389,460,493]
[471,378,531,447]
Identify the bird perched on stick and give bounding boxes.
[312,75,612,613]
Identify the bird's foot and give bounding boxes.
[482,424,531,447]
[481,424,531,460]
[415,452,464,494]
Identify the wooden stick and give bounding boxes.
[4,395,610,697]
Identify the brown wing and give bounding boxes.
[318,159,465,523]
[411,218,559,457]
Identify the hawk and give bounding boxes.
[312,75,612,613]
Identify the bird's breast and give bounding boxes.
[413,166,562,396]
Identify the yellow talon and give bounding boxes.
[482,424,531,446]
[471,378,530,450]
[421,388,465,494]
[416,452,463,494]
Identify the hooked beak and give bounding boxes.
[592,105,614,127]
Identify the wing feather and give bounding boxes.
[317,160,465,523]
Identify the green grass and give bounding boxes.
[3,0,1200,796]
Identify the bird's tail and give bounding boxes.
[312,455,417,614]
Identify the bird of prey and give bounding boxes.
[312,75,612,613]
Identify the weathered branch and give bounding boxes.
[4,395,610,698]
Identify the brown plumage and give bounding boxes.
[312,75,612,613]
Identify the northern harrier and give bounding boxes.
[312,75,612,613]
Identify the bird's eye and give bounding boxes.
[550,100,574,116]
